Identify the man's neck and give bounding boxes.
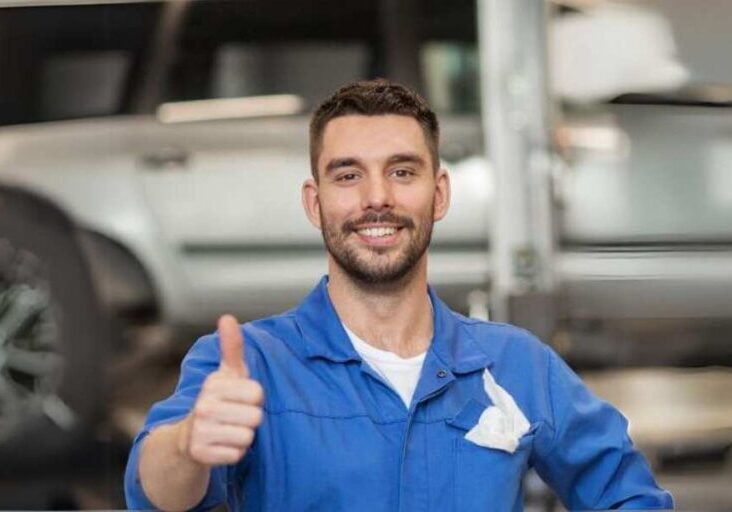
[326,259,433,358]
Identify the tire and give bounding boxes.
[0,187,110,474]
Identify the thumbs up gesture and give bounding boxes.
[178,315,264,466]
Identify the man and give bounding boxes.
[125,80,673,511]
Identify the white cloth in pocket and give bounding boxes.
[464,369,531,453]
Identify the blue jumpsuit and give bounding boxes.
[125,277,673,511]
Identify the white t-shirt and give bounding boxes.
[343,325,426,408]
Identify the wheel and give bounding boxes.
[0,187,110,474]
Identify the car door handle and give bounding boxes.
[139,148,190,171]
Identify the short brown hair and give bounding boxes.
[309,79,440,179]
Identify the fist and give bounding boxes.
[179,314,264,466]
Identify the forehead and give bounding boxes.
[318,114,431,167]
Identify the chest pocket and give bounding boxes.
[447,398,540,512]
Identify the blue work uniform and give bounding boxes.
[125,277,673,511]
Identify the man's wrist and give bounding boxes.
[139,417,212,511]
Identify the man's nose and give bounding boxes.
[361,174,394,210]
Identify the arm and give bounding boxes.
[532,348,673,510]
[138,419,211,511]
[125,315,264,511]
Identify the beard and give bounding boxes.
[319,207,434,286]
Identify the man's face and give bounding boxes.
[302,115,450,285]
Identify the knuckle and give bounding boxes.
[200,381,216,397]
[203,373,219,388]
[224,449,245,465]
[189,424,208,446]
[195,399,218,420]
[194,402,209,419]
[188,443,206,463]
[192,418,211,435]
[241,428,255,447]
[248,407,264,427]
[205,372,227,389]
[248,381,265,405]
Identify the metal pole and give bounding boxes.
[477,0,556,324]
[132,0,192,114]
[378,0,422,91]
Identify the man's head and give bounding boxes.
[309,79,440,179]
[302,79,450,287]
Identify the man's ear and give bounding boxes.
[433,167,451,222]
[302,178,322,229]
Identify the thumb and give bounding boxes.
[217,314,248,377]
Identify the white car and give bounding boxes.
[0,0,490,468]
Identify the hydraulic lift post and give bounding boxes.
[477,0,558,336]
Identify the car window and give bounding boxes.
[0,0,479,125]
[0,2,160,125]
[40,50,131,119]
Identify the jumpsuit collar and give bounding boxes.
[294,276,494,373]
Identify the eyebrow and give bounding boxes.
[387,152,427,167]
[324,152,427,175]
[325,157,360,175]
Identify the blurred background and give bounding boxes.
[0,0,730,509]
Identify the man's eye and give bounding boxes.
[337,172,358,181]
[392,169,414,178]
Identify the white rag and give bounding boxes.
[464,369,531,453]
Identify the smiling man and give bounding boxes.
[311,113,442,291]
[125,80,673,511]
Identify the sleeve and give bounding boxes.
[532,348,674,510]
[124,334,235,511]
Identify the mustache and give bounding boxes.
[342,211,415,233]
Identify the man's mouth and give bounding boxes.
[352,224,404,247]
[356,226,399,238]
[341,213,413,246]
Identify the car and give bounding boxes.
[0,0,488,469]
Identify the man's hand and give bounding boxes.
[178,314,264,466]
[138,315,263,510]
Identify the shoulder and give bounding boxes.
[244,308,300,346]
[457,313,540,342]
[453,311,553,365]
[239,309,307,367]
[445,312,564,427]
[449,311,559,400]
[180,310,303,372]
